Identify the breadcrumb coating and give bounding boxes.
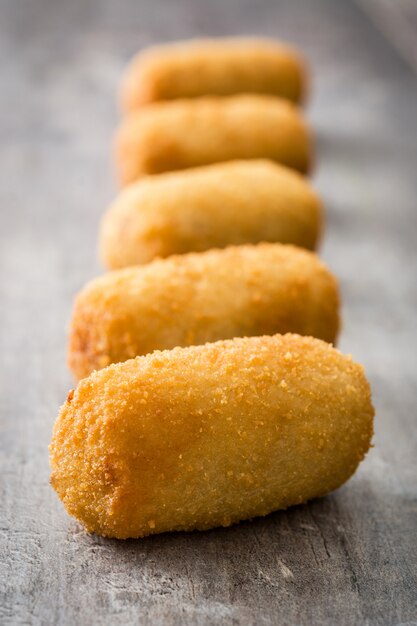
[115,95,312,186]
[68,243,340,379]
[50,334,374,539]
[100,160,322,269]
[120,37,307,112]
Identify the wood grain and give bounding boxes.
[0,0,416,624]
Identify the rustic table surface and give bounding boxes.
[1,0,416,624]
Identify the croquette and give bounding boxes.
[115,95,312,185]
[51,333,374,539]
[120,37,307,112]
[100,160,322,269]
[68,243,339,380]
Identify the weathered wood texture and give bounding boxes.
[0,0,416,624]
[358,0,417,73]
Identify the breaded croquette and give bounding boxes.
[115,95,312,185]
[100,160,322,269]
[68,243,340,380]
[120,38,307,112]
[50,333,374,539]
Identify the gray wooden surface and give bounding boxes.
[358,0,417,73]
[1,0,416,624]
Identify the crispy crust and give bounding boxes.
[120,38,307,112]
[68,243,340,380]
[100,160,323,269]
[115,95,312,185]
[51,333,374,539]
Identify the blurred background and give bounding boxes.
[1,1,416,625]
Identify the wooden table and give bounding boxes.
[1,0,416,624]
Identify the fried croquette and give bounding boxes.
[100,160,322,269]
[115,95,312,186]
[51,333,374,539]
[68,243,340,380]
[120,38,307,112]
